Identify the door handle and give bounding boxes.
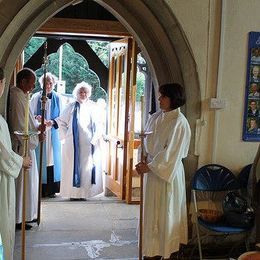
[116,140,123,149]
[103,136,110,142]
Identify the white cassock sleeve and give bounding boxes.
[0,139,23,179]
[30,92,40,116]
[55,103,73,140]
[90,103,103,146]
[9,91,39,150]
[147,124,187,183]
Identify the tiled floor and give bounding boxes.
[14,195,139,260]
[13,194,252,259]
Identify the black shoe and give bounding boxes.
[70,198,86,201]
[48,194,56,198]
[143,257,162,260]
[26,219,37,223]
[70,198,81,201]
[16,223,32,230]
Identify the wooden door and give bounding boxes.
[125,40,141,204]
[105,37,140,202]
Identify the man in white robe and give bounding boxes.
[0,67,31,260]
[8,68,40,229]
[136,83,191,259]
[30,72,63,198]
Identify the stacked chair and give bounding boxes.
[191,164,254,259]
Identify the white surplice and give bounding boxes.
[56,100,103,199]
[8,86,39,223]
[143,108,191,258]
[0,115,23,260]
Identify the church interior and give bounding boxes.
[0,0,260,259]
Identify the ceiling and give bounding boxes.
[55,0,117,21]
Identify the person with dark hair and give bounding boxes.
[247,118,258,134]
[135,83,191,259]
[30,72,63,198]
[249,83,260,97]
[8,68,42,230]
[248,100,259,117]
[251,48,260,64]
[0,67,32,259]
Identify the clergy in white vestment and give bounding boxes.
[136,83,191,259]
[54,82,103,199]
[0,67,31,260]
[30,72,63,198]
[8,68,40,229]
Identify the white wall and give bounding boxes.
[215,0,259,171]
[166,0,259,172]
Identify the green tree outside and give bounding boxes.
[24,37,145,101]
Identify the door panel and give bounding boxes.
[105,37,141,203]
[105,38,131,200]
[125,40,140,203]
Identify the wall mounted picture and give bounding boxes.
[243,32,260,141]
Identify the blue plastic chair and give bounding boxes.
[191,164,251,259]
[237,164,253,189]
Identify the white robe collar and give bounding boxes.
[162,107,180,121]
[14,86,27,99]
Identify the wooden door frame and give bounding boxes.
[105,37,133,200]
[122,37,133,200]
[125,39,138,204]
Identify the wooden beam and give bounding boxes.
[38,18,130,37]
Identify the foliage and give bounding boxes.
[24,37,46,64]
[86,40,109,67]
[30,43,105,101]
[136,70,145,101]
[24,37,145,102]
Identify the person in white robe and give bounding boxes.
[0,67,31,260]
[53,82,103,199]
[8,68,42,229]
[30,72,63,198]
[136,83,191,259]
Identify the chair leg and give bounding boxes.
[245,237,250,251]
[194,218,203,260]
[193,191,203,260]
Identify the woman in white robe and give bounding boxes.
[0,67,31,260]
[54,82,103,199]
[136,83,191,259]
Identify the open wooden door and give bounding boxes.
[105,37,141,203]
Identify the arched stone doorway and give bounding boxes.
[0,0,200,196]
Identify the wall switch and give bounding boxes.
[209,98,226,109]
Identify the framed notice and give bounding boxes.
[243,32,260,141]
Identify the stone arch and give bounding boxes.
[0,0,200,188]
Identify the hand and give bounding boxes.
[38,123,46,133]
[45,120,53,128]
[22,156,32,169]
[35,115,42,123]
[38,132,46,142]
[135,162,150,175]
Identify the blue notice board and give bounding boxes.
[243,32,260,141]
